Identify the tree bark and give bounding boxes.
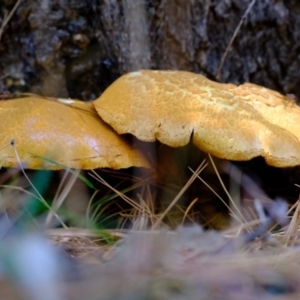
[0,0,299,101]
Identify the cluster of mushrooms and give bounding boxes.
[1,70,300,171]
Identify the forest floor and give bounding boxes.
[0,159,300,300]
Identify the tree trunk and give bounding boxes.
[0,0,299,101]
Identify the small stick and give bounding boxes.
[216,0,257,81]
[0,0,22,42]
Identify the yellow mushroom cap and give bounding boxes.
[93,70,300,167]
[0,97,149,170]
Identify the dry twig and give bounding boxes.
[216,0,257,80]
[0,0,22,42]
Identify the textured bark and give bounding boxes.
[0,0,300,101]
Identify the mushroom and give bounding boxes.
[93,70,300,167]
[0,96,149,170]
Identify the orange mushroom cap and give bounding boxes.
[0,97,149,169]
[93,70,300,167]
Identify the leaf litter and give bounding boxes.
[43,159,300,299]
[0,148,299,299]
[45,224,300,300]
